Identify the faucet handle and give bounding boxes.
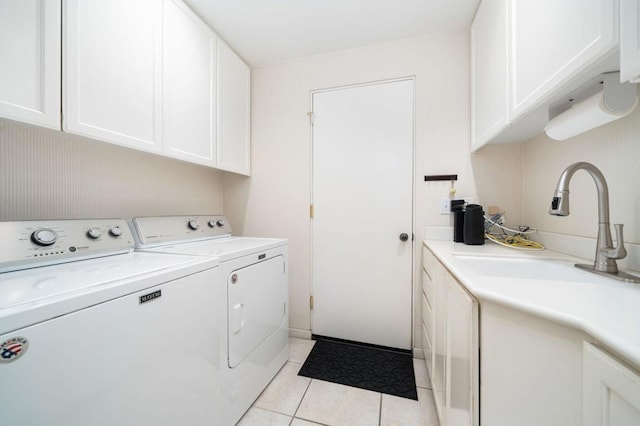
[601,224,628,260]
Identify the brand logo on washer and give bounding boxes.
[0,337,29,363]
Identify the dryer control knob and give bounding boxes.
[207,220,217,228]
[188,220,200,230]
[31,228,58,246]
[216,220,225,227]
[109,226,123,237]
[87,227,103,239]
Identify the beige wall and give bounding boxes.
[0,119,224,220]
[521,93,640,244]
[224,33,523,344]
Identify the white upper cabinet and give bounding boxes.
[163,0,217,167]
[217,41,251,176]
[471,0,619,150]
[0,0,61,129]
[63,0,163,153]
[510,0,618,118]
[422,245,479,425]
[62,0,250,171]
[620,0,640,82]
[471,0,509,149]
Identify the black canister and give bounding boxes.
[463,204,485,245]
[453,210,465,242]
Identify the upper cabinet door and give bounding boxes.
[510,0,618,118]
[620,0,640,83]
[163,0,217,167]
[0,0,61,129]
[217,41,251,176]
[63,0,163,153]
[471,0,509,150]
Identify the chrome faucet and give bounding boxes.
[549,162,639,283]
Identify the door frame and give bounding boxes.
[309,76,417,348]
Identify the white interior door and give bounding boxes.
[311,79,414,350]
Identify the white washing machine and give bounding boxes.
[0,219,224,426]
[132,215,289,425]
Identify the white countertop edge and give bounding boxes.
[424,239,640,370]
[425,226,640,272]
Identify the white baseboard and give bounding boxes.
[413,348,425,359]
[289,328,312,339]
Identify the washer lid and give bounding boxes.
[0,251,219,311]
[141,237,288,261]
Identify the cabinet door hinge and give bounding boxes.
[307,112,315,125]
[310,204,314,218]
[310,295,314,310]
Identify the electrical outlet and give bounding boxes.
[440,198,451,214]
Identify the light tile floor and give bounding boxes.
[237,338,440,426]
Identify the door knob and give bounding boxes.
[399,233,409,242]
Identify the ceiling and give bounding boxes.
[185,0,481,66]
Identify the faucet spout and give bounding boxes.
[549,162,620,273]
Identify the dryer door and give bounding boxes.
[228,255,286,368]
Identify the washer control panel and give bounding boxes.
[132,215,231,247]
[0,219,135,273]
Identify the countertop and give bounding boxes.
[424,239,640,369]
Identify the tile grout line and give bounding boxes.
[290,342,318,424]
[291,375,314,422]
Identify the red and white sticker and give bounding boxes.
[0,337,29,363]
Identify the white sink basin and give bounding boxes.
[452,254,611,284]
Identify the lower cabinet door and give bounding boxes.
[583,342,640,426]
[445,272,479,426]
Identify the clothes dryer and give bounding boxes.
[132,215,289,425]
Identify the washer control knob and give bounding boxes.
[109,226,123,237]
[31,228,58,246]
[207,220,217,228]
[87,227,103,239]
[188,220,200,230]
[216,220,225,227]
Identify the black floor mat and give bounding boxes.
[297,337,418,400]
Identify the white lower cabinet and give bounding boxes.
[422,245,479,426]
[481,301,585,426]
[431,252,447,420]
[0,0,61,129]
[444,272,479,426]
[424,242,640,425]
[583,342,640,426]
